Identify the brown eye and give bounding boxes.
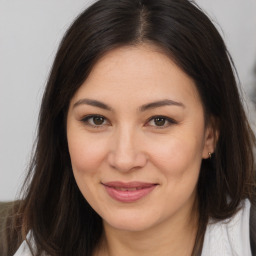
[82,115,108,127]
[154,117,166,126]
[92,116,105,125]
[147,116,177,128]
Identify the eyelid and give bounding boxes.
[145,115,177,128]
[80,114,110,128]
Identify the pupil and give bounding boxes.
[93,116,104,125]
[155,117,165,126]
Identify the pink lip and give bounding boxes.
[102,181,157,203]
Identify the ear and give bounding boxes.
[202,117,219,159]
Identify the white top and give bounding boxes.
[13,231,34,256]
[14,199,252,256]
[201,199,252,256]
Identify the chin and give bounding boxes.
[105,219,155,232]
[101,209,163,232]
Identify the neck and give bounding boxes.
[96,202,199,256]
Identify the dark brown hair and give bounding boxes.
[7,0,256,255]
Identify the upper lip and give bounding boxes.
[102,181,157,188]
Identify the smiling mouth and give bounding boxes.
[102,182,158,202]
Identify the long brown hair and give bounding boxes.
[8,0,256,255]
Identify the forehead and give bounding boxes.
[71,44,202,108]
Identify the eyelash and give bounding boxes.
[81,115,110,128]
[80,115,177,129]
[146,115,177,129]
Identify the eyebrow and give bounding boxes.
[139,99,185,111]
[73,98,185,111]
[73,98,112,111]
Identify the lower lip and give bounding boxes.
[104,185,156,203]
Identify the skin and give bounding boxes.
[67,44,216,256]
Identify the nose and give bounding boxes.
[107,126,147,172]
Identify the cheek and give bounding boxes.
[150,133,203,207]
[67,133,107,175]
[67,133,108,210]
[149,130,204,178]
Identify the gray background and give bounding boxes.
[1,0,256,201]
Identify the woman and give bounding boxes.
[2,0,255,255]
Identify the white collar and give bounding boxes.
[201,199,252,256]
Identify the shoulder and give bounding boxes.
[202,199,253,256]
[12,232,34,256]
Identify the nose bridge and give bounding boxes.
[108,123,146,171]
[115,124,137,162]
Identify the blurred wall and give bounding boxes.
[1,0,256,201]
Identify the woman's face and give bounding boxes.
[67,45,215,232]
